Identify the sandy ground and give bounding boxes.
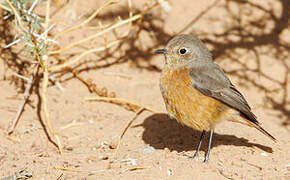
[0,0,289,179]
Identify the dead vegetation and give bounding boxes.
[0,0,167,155]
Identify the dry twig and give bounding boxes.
[40,0,63,154]
[84,96,159,158]
[48,40,120,72]
[5,0,27,31]
[8,65,39,135]
[53,1,117,39]
[48,14,141,55]
[71,70,116,97]
[54,167,106,174]
[60,120,84,130]
[113,107,146,158]
[0,3,11,12]
[84,97,158,113]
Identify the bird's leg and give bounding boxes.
[192,130,205,159]
[204,129,214,163]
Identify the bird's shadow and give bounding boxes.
[134,113,273,153]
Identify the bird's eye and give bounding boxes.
[179,48,187,55]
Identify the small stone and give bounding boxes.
[128,158,137,166]
[260,152,268,157]
[98,155,109,160]
[119,158,137,166]
[66,146,73,151]
[167,169,172,176]
[142,147,156,155]
[109,141,118,149]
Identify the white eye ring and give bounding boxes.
[178,48,188,55]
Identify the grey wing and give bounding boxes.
[189,64,259,124]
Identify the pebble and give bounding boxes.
[142,147,156,155]
[167,169,172,176]
[260,152,268,157]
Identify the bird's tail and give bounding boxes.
[246,119,277,142]
[229,117,277,142]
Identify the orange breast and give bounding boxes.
[160,67,232,131]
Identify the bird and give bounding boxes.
[155,34,276,162]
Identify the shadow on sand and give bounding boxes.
[134,113,273,154]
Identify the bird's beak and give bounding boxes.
[154,49,168,54]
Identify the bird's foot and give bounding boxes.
[183,151,199,160]
[203,156,209,163]
[192,151,199,159]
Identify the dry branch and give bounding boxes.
[4,0,63,153]
[48,14,141,55]
[41,0,63,154]
[3,0,162,155]
[84,97,158,113]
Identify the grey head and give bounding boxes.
[155,34,213,68]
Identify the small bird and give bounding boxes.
[155,34,276,162]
